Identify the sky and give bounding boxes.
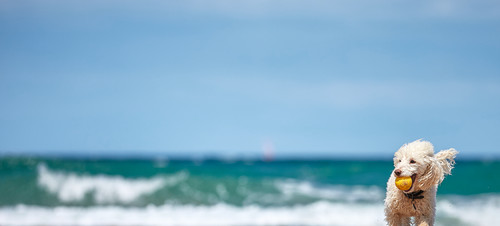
[1,0,500,158]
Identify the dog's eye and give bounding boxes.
[410,160,416,164]
[398,160,401,162]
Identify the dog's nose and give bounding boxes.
[394,169,402,177]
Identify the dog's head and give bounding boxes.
[393,140,458,192]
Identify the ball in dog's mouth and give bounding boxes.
[395,174,417,191]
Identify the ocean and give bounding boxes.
[0,157,499,225]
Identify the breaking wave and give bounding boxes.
[274,179,384,203]
[35,164,387,206]
[1,197,499,226]
[0,202,385,226]
[37,164,188,204]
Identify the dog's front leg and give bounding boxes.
[414,215,434,226]
[385,213,410,226]
[400,216,411,226]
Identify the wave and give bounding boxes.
[0,202,384,226]
[36,164,386,206]
[436,194,500,225]
[274,179,384,203]
[1,197,499,226]
[37,164,188,204]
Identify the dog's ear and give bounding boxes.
[435,148,458,176]
[418,157,443,190]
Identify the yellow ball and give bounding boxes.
[395,177,413,190]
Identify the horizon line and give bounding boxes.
[0,150,497,161]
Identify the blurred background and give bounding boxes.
[1,0,499,225]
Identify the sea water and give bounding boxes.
[0,157,499,225]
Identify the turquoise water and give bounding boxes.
[0,157,499,225]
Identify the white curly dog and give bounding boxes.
[384,140,458,226]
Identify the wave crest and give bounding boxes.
[274,179,384,203]
[37,164,187,204]
[2,196,500,226]
[0,201,385,226]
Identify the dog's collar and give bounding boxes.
[403,190,424,200]
[403,190,424,210]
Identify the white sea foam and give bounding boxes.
[37,164,187,203]
[0,202,385,226]
[0,198,499,226]
[436,195,500,225]
[275,179,384,202]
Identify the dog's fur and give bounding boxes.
[384,140,458,226]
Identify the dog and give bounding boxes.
[384,140,458,226]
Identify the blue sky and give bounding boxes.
[1,0,500,158]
